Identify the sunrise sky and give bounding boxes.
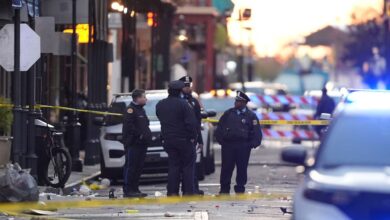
[227,0,383,57]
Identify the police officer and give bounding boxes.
[314,87,336,136]
[156,80,198,196]
[215,91,262,194]
[122,89,152,198]
[179,76,204,195]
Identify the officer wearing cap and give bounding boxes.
[122,89,152,198]
[215,91,263,194]
[156,80,198,196]
[179,76,204,195]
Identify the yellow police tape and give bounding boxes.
[0,103,329,125]
[204,118,330,126]
[0,193,288,214]
[0,103,122,116]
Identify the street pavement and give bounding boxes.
[6,141,318,220]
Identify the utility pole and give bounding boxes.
[26,0,38,179]
[245,27,253,82]
[11,0,24,167]
[69,0,82,172]
[84,0,100,165]
[237,9,246,92]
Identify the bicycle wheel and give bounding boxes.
[43,147,72,188]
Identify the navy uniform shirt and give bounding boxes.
[122,102,152,147]
[184,94,203,145]
[215,107,262,148]
[314,94,336,119]
[156,96,198,142]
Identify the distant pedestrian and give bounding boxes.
[362,62,376,89]
[179,76,204,195]
[314,87,336,136]
[216,91,262,194]
[156,80,198,196]
[122,89,152,198]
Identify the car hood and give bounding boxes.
[309,166,390,193]
[149,120,161,132]
[104,120,161,133]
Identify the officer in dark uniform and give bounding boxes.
[179,76,204,195]
[215,91,262,194]
[122,89,152,198]
[156,80,198,196]
[314,87,336,136]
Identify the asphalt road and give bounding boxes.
[10,141,313,220]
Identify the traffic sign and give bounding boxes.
[0,24,41,72]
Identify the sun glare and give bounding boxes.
[228,0,383,57]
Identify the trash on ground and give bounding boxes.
[89,182,101,191]
[154,191,163,197]
[22,209,57,216]
[164,212,175,217]
[247,205,257,214]
[0,163,39,202]
[79,185,91,196]
[280,207,293,215]
[109,188,117,199]
[125,209,139,214]
[254,186,260,194]
[100,178,111,188]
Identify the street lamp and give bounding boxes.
[111,2,120,11]
[177,30,188,42]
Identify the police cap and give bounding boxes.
[179,76,193,86]
[235,90,250,102]
[168,80,185,90]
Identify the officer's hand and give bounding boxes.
[197,144,203,151]
[190,139,195,143]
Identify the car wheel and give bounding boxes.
[100,149,118,181]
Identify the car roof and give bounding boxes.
[335,90,390,115]
[200,91,257,99]
[113,90,168,103]
[113,90,201,103]
[304,89,343,98]
[113,90,167,97]
[229,81,287,90]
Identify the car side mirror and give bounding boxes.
[201,111,208,119]
[281,146,307,165]
[201,110,217,119]
[93,116,106,126]
[207,110,217,118]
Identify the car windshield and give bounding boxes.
[201,97,235,113]
[317,113,390,168]
[245,87,265,95]
[144,99,160,121]
[107,97,162,124]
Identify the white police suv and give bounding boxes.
[99,90,216,181]
[282,90,390,220]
